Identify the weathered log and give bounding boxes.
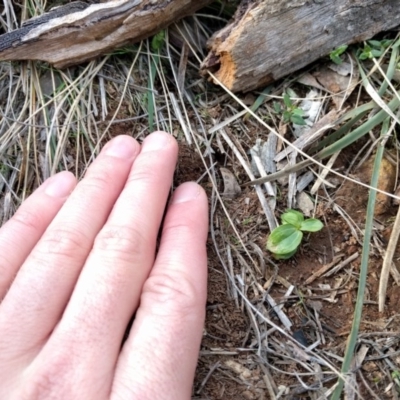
[0,0,212,68]
[201,0,400,92]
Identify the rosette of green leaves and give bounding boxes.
[267,210,323,259]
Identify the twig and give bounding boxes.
[310,151,341,195]
[325,252,360,277]
[196,361,221,395]
[265,293,292,331]
[260,364,277,400]
[304,255,343,285]
[218,128,277,230]
[226,244,239,308]
[274,109,340,162]
[169,92,192,145]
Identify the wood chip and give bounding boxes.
[220,167,241,199]
[304,255,343,285]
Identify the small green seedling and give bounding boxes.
[391,370,400,387]
[358,39,393,60]
[330,44,348,64]
[274,92,306,126]
[151,29,165,51]
[267,209,323,259]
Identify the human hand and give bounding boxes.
[0,132,208,400]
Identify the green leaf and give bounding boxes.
[272,248,298,260]
[273,101,282,113]
[300,218,324,232]
[371,49,383,58]
[267,224,303,255]
[151,30,165,51]
[368,40,382,48]
[330,45,348,64]
[330,55,342,65]
[292,108,305,116]
[283,111,291,123]
[283,93,292,108]
[291,114,307,125]
[286,88,297,99]
[281,209,304,228]
[381,39,393,48]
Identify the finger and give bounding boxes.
[0,172,76,300]
[0,136,140,358]
[24,132,179,399]
[111,182,208,400]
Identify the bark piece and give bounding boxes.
[220,167,241,199]
[202,0,400,92]
[0,0,212,68]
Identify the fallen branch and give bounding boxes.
[202,0,400,92]
[0,0,212,68]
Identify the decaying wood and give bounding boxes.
[0,0,212,68]
[202,0,400,92]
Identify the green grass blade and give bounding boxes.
[244,85,272,120]
[147,53,159,133]
[313,40,398,154]
[317,93,400,160]
[331,117,390,399]
[377,40,399,96]
[311,106,370,152]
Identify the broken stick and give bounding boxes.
[202,0,400,92]
[0,0,212,68]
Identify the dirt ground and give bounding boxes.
[171,140,400,399]
[97,74,400,398]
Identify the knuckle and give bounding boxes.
[34,227,89,260]
[162,222,193,239]
[20,346,105,400]
[142,272,200,316]
[82,160,124,192]
[80,172,112,193]
[11,207,43,232]
[127,165,159,186]
[21,352,74,400]
[93,225,147,261]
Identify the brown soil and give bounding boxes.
[102,109,400,398]
[170,141,400,399]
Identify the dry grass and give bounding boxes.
[1,1,400,399]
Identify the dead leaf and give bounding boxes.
[220,167,241,199]
[313,61,359,108]
[296,192,314,217]
[224,360,252,380]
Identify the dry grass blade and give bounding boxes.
[274,109,341,162]
[379,205,400,312]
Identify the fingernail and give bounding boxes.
[171,182,201,204]
[44,172,76,198]
[103,136,137,159]
[141,131,172,152]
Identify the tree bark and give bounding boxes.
[0,0,212,68]
[201,0,400,92]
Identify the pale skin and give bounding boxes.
[0,132,208,400]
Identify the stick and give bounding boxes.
[0,0,212,67]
